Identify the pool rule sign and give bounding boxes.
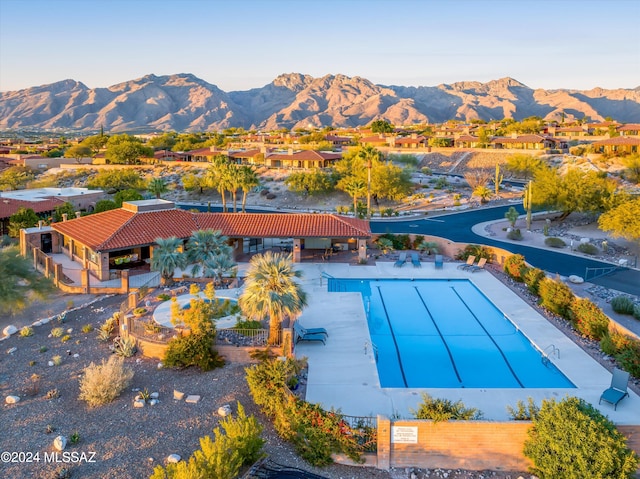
[391,426,418,443]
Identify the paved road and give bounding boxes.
[371,205,640,297]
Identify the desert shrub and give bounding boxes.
[412,235,425,249]
[245,358,367,466]
[157,293,171,301]
[577,243,598,255]
[544,237,566,248]
[81,324,94,333]
[19,326,34,337]
[376,233,411,250]
[523,396,638,479]
[615,342,640,378]
[507,228,523,240]
[611,296,636,315]
[51,327,64,338]
[600,330,635,356]
[52,355,62,366]
[507,398,540,421]
[569,297,610,340]
[411,393,482,422]
[455,244,492,262]
[523,267,546,295]
[538,277,574,319]
[113,336,137,357]
[634,305,640,320]
[504,254,527,281]
[78,356,133,407]
[97,316,117,341]
[164,331,223,371]
[233,319,262,330]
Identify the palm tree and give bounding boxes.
[203,254,237,286]
[147,178,169,199]
[186,229,233,278]
[357,146,382,218]
[238,251,308,345]
[339,176,367,214]
[226,166,243,213]
[150,237,187,285]
[238,165,259,213]
[205,155,232,212]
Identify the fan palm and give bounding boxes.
[203,254,237,286]
[238,166,260,212]
[239,251,307,345]
[147,178,169,199]
[186,229,233,278]
[205,155,232,212]
[150,236,187,285]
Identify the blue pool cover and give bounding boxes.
[329,278,575,389]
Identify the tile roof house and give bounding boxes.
[593,136,640,155]
[490,134,564,150]
[264,150,342,168]
[0,196,65,236]
[40,200,370,281]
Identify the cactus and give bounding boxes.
[523,180,533,230]
[494,164,503,196]
[113,336,137,358]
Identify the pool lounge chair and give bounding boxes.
[469,257,487,273]
[394,252,407,268]
[293,322,326,345]
[411,253,421,268]
[457,255,476,270]
[599,368,630,410]
[434,254,444,269]
[296,322,328,338]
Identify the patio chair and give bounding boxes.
[296,322,328,338]
[293,322,326,345]
[411,253,421,268]
[599,368,630,410]
[394,252,407,268]
[457,255,476,270]
[434,254,444,269]
[469,257,487,273]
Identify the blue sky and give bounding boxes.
[1,0,638,92]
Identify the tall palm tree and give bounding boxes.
[226,166,243,213]
[186,229,233,277]
[238,165,260,213]
[150,236,187,285]
[147,178,169,199]
[357,146,382,218]
[205,155,232,212]
[238,251,308,345]
[339,176,367,214]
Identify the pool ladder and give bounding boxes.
[541,344,560,366]
[364,340,379,363]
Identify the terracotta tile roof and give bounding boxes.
[491,135,550,143]
[51,209,370,252]
[0,197,65,220]
[228,149,262,158]
[195,213,370,239]
[593,137,640,146]
[617,124,640,131]
[266,150,341,161]
[360,136,388,143]
[456,135,479,141]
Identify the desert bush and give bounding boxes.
[611,296,636,315]
[157,293,171,301]
[113,336,137,357]
[600,330,635,356]
[51,327,64,338]
[523,267,546,295]
[52,355,62,366]
[634,305,640,320]
[78,356,134,407]
[411,393,482,422]
[504,254,527,281]
[538,277,574,319]
[81,324,94,333]
[577,243,598,255]
[19,326,34,337]
[523,396,638,479]
[507,397,540,421]
[507,228,523,240]
[544,237,566,248]
[615,342,640,378]
[97,316,117,342]
[569,297,610,340]
[164,331,224,371]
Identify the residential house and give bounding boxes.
[265,149,342,168]
[593,136,640,155]
[617,124,640,137]
[490,134,563,150]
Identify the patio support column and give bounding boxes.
[67,240,74,259]
[121,270,129,294]
[81,268,90,294]
[377,415,391,470]
[53,263,62,287]
[292,238,301,263]
[128,292,138,310]
[232,239,243,259]
[358,239,367,262]
[45,255,52,278]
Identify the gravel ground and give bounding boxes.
[1,293,534,479]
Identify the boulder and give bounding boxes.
[133,399,145,408]
[166,454,181,463]
[54,435,67,451]
[568,275,585,284]
[173,390,184,401]
[185,395,201,404]
[217,404,232,417]
[5,395,20,404]
[2,325,18,337]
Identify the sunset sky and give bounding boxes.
[1,0,638,92]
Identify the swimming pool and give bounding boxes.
[328,278,575,389]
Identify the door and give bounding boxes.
[41,233,52,254]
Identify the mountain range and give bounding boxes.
[1,73,639,132]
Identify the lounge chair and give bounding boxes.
[469,257,487,273]
[394,252,407,268]
[434,254,444,269]
[411,253,421,268]
[296,322,328,338]
[293,322,326,345]
[599,368,630,410]
[457,255,476,270]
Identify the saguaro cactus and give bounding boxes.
[523,180,533,230]
[494,163,503,196]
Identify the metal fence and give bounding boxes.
[341,414,378,453]
[216,328,279,347]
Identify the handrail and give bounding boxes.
[541,344,560,365]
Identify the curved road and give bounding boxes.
[371,205,640,297]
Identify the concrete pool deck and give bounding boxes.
[292,260,640,424]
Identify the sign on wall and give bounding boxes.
[391,426,418,444]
